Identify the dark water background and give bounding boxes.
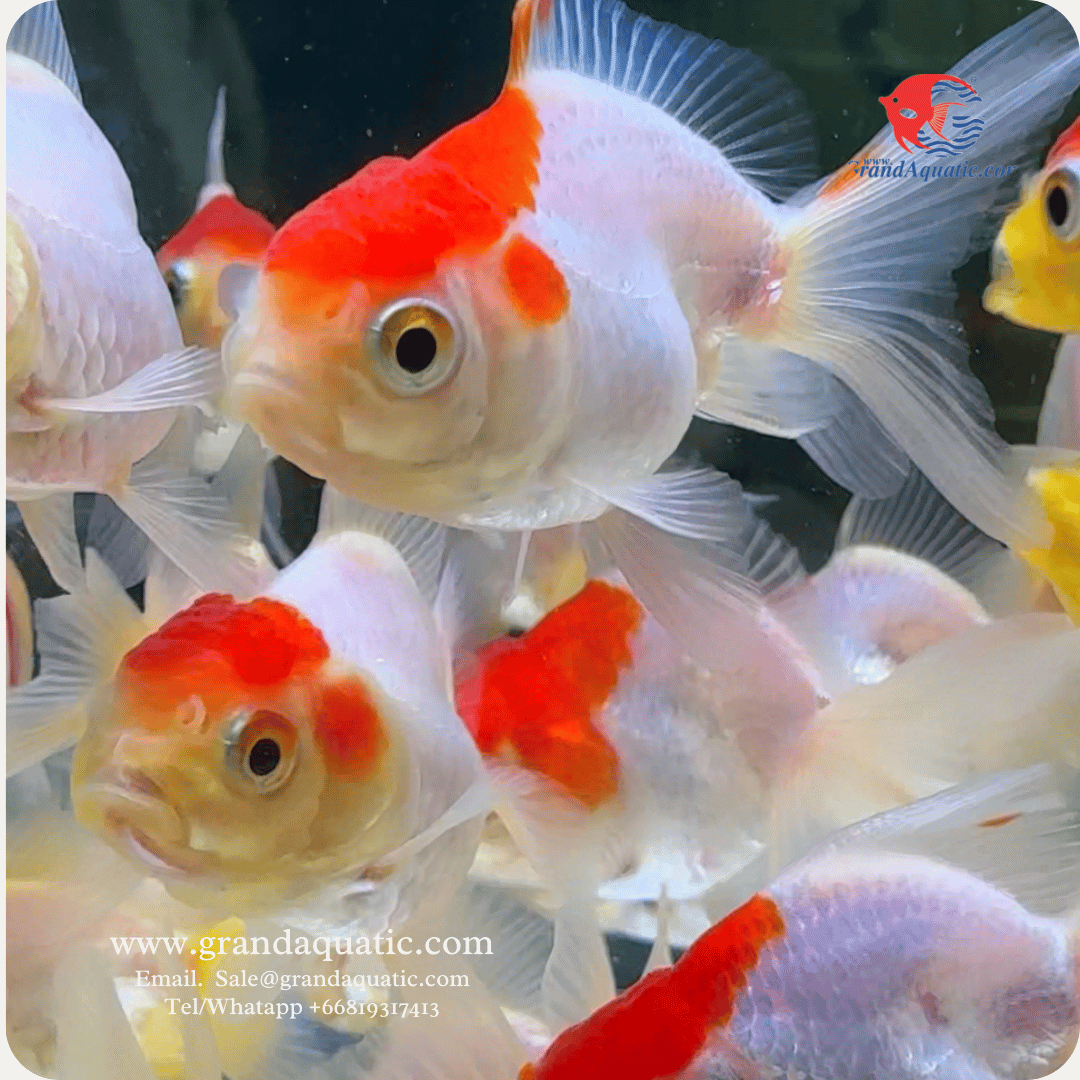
[18,0,1079,984]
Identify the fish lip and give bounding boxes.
[118,823,196,879]
[81,767,195,876]
[230,362,306,408]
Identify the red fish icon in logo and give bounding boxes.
[879,74,979,153]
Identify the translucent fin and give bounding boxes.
[7,551,146,775]
[6,1,82,101]
[697,338,836,437]
[17,493,82,594]
[836,467,1004,589]
[643,886,674,974]
[445,881,553,1012]
[218,261,259,321]
[45,345,223,414]
[355,954,529,1080]
[542,893,616,1033]
[741,511,806,599]
[796,379,911,499]
[85,495,152,588]
[508,0,817,199]
[583,465,752,544]
[774,8,1080,549]
[119,456,264,598]
[318,485,447,604]
[210,424,270,541]
[795,763,1080,917]
[7,554,35,687]
[1039,333,1080,451]
[197,86,235,209]
[51,948,159,1080]
[766,613,1080,877]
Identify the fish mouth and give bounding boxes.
[79,767,198,878]
[987,238,1021,297]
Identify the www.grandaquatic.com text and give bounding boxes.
[847,158,1015,182]
[111,928,492,963]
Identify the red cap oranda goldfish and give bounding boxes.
[337,767,1080,1080]
[453,486,1080,922]
[213,1,1079,658]
[65,515,488,920]
[156,87,275,350]
[6,4,259,599]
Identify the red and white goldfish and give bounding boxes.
[343,766,1080,1080]
[5,3,258,598]
[216,0,1078,665]
[453,485,1080,921]
[156,87,275,350]
[56,499,486,924]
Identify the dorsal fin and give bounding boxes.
[197,86,236,209]
[836,467,1003,593]
[6,1,81,101]
[506,0,817,200]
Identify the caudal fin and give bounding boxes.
[764,612,1080,874]
[765,9,1079,548]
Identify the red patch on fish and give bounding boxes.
[156,193,275,266]
[313,676,389,779]
[978,812,1021,829]
[455,580,642,808]
[263,90,540,287]
[264,87,541,309]
[1047,115,1080,170]
[502,234,570,324]
[530,894,785,1079]
[120,594,329,705]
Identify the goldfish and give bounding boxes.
[156,87,275,350]
[1021,464,1080,622]
[452,480,1080,931]
[210,0,1080,671]
[340,766,1080,1080]
[526,805,1080,1079]
[7,552,34,687]
[878,73,979,153]
[53,494,487,925]
[5,3,258,598]
[985,115,1080,333]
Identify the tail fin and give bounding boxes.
[765,612,1080,875]
[767,8,1079,548]
[1039,334,1080,451]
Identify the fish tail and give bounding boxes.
[766,612,1080,870]
[761,8,1079,549]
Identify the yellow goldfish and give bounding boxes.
[1019,464,1080,621]
[985,115,1080,332]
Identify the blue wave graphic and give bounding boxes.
[922,84,984,156]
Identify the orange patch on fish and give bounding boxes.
[978,812,1021,829]
[455,580,642,808]
[502,234,570,324]
[313,676,388,780]
[119,594,330,707]
[820,161,863,200]
[506,0,554,83]
[1047,115,1080,169]
[530,894,784,1079]
[264,87,541,308]
[156,193,274,266]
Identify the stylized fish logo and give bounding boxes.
[878,74,983,154]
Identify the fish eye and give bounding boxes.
[367,299,461,395]
[223,709,298,794]
[163,259,196,309]
[1044,169,1080,242]
[892,97,898,103]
